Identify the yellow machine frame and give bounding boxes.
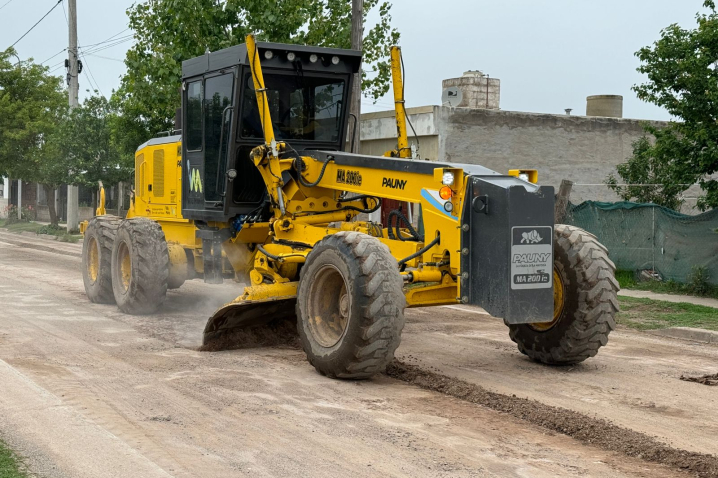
[116,35,539,310]
[232,34,467,307]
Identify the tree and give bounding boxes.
[28,120,70,226]
[112,0,399,156]
[607,136,688,210]
[59,95,131,189]
[0,51,129,226]
[611,1,718,210]
[37,95,132,225]
[0,48,66,222]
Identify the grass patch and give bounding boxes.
[616,269,718,300]
[0,221,80,243]
[615,270,637,289]
[617,296,718,331]
[0,440,28,478]
[57,234,80,243]
[1,222,44,233]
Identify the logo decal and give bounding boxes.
[512,252,551,264]
[382,177,407,190]
[520,230,543,244]
[510,226,553,290]
[336,169,362,186]
[190,168,203,193]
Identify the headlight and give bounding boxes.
[331,55,340,65]
[442,171,454,186]
[264,50,274,60]
[518,173,529,182]
[286,52,296,61]
[309,54,318,63]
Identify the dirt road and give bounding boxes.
[0,230,716,477]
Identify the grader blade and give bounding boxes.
[202,285,298,347]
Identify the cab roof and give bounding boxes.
[182,41,362,79]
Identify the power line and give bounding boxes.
[0,0,16,11]
[8,0,63,49]
[79,51,103,96]
[60,0,68,24]
[48,58,67,71]
[80,37,133,55]
[59,0,100,94]
[78,29,130,49]
[84,53,123,63]
[40,47,67,65]
[48,36,131,73]
[59,0,105,98]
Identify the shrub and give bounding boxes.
[36,224,64,235]
[686,266,712,296]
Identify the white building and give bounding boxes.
[0,177,8,218]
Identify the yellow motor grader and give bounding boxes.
[81,35,619,379]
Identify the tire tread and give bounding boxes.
[508,224,619,364]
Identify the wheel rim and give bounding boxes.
[117,241,131,292]
[87,237,99,283]
[306,264,349,348]
[529,267,565,332]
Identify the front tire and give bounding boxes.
[296,231,406,379]
[507,224,619,364]
[111,218,169,315]
[82,216,120,304]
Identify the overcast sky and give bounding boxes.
[0,0,706,120]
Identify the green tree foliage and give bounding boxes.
[611,1,718,210]
[0,50,129,225]
[50,96,131,189]
[37,95,131,225]
[113,0,399,155]
[607,136,687,210]
[0,48,67,223]
[0,48,66,182]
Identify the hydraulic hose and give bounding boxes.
[257,243,306,263]
[397,233,440,268]
[387,209,422,242]
[298,156,334,188]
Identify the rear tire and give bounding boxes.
[507,224,619,364]
[296,231,405,379]
[82,216,120,304]
[111,218,169,315]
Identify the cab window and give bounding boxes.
[240,72,345,142]
[186,81,203,151]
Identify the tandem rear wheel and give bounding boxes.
[110,218,170,315]
[296,231,406,379]
[506,224,620,364]
[83,217,177,315]
[82,216,121,304]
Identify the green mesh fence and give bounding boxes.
[564,201,718,285]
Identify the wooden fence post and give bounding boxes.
[554,179,574,224]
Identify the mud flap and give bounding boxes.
[460,176,555,324]
[202,283,298,345]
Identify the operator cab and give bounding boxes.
[180,41,361,222]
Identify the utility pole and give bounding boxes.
[350,0,362,154]
[65,0,80,232]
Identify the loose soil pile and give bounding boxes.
[386,360,718,478]
[198,318,300,352]
[681,372,718,386]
